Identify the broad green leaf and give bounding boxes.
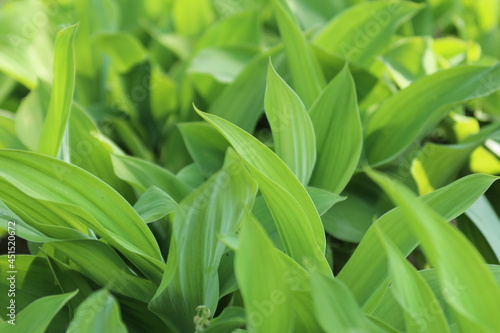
[338,173,498,309]
[368,170,500,332]
[0,175,94,241]
[265,62,316,184]
[365,64,500,166]
[381,37,437,88]
[375,227,450,333]
[38,24,78,157]
[198,110,330,273]
[67,290,127,333]
[150,151,257,333]
[272,0,325,107]
[466,196,500,262]
[94,32,145,73]
[0,110,25,149]
[235,210,294,333]
[313,0,423,67]
[209,46,285,132]
[0,150,164,281]
[178,122,229,178]
[309,66,362,194]
[47,240,157,302]
[111,154,192,202]
[0,291,76,333]
[133,186,178,223]
[311,273,386,333]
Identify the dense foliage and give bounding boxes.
[0,0,500,332]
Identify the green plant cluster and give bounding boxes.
[0,0,500,332]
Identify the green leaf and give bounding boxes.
[67,290,127,333]
[196,11,261,50]
[0,291,77,333]
[311,273,386,333]
[412,123,500,194]
[309,65,362,194]
[0,150,164,281]
[38,24,78,157]
[208,46,285,132]
[313,0,423,67]
[133,186,178,223]
[68,105,134,200]
[73,0,118,77]
[338,173,498,309]
[44,254,96,317]
[252,187,344,249]
[375,227,450,333]
[0,255,61,316]
[272,0,325,107]
[47,240,157,302]
[197,110,330,273]
[368,169,500,332]
[265,62,316,184]
[178,122,229,178]
[189,47,258,84]
[111,154,192,202]
[235,210,294,333]
[94,32,145,73]
[365,64,500,166]
[150,151,257,333]
[374,266,500,330]
[0,2,54,88]
[15,81,51,151]
[172,0,215,36]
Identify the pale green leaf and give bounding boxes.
[265,62,316,184]
[272,0,325,107]
[38,24,78,157]
[309,65,362,194]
